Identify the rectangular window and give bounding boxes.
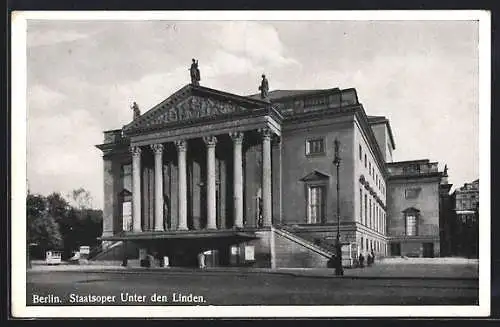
[360,188,363,223]
[405,188,421,199]
[308,185,326,223]
[369,199,372,228]
[306,138,325,155]
[364,154,367,168]
[369,162,371,175]
[406,214,417,236]
[364,194,368,225]
[359,144,362,161]
[361,237,364,250]
[122,201,132,231]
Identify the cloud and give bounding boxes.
[27,29,91,48]
[208,21,299,68]
[27,84,66,114]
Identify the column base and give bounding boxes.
[177,226,189,231]
[154,228,165,232]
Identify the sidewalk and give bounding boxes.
[28,259,479,280]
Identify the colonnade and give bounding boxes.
[129,128,274,232]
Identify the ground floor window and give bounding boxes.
[122,201,132,231]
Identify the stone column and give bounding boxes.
[230,132,244,228]
[203,136,218,229]
[131,146,142,232]
[175,140,188,230]
[151,143,164,232]
[259,127,273,227]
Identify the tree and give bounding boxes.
[70,187,94,210]
[27,212,63,249]
[46,192,70,223]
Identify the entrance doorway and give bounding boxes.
[390,242,401,256]
[423,243,434,258]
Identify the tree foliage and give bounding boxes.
[27,188,103,260]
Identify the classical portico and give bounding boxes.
[126,128,277,233]
[98,84,282,241]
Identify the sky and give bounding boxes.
[25,18,480,209]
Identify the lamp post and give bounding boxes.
[333,138,344,276]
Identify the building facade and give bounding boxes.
[386,160,448,257]
[451,179,479,257]
[96,80,447,267]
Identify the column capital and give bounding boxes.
[150,143,164,154]
[271,135,281,145]
[175,140,187,152]
[203,135,218,147]
[130,146,142,157]
[229,132,244,144]
[258,127,273,139]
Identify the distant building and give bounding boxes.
[386,160,448,258]
[450,179,479,257]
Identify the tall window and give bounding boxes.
[307,185,326,223]
[364,194,368,225]
[122,201,132,231]
[364,154,367,168]
[369,162,372,175]
[306,138,325,155]
[360,188,363,223]
[404,208,419,236]
[359,144,362,161]
[369,199,372,228]
[361,237,364,250]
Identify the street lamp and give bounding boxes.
[333,138,344,276]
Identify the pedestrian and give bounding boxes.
[371,249,375,264]
[367,252,372,267]
[358,253,365,268]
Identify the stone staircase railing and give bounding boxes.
[274,225,335,258]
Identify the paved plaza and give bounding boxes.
[26,258,479,306]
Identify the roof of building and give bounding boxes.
[246,88,338,101]
[386,159,432,166]
[367,115,396,150]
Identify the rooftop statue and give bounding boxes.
[131,101,141,120]
[259,74,269,100]
[190,58,201,86]
[444,164,448,176]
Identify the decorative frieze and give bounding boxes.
[150,96,246,126]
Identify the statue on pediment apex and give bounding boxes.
[131,101,141,120]
[259,74,269,100]
[190,58,201,86]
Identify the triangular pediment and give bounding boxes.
[300,170,330,182]
[123,84,270,134]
